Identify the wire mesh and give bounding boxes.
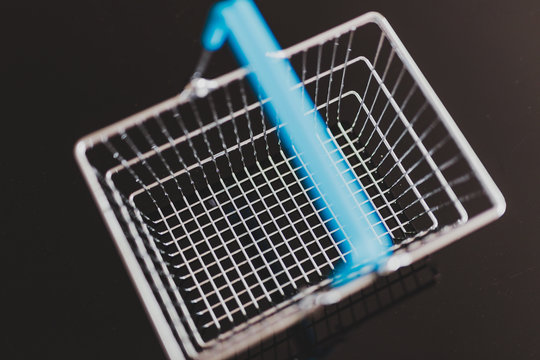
[76,13,504,360]
[232,257,438,360]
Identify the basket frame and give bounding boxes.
[75,12,505,360]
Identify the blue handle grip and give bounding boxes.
[201,0,392,277]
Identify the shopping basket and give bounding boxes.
[75,10,505,360]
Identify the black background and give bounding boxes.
[3,0,539,359]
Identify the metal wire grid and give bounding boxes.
[232,257,438,360]
[76,12,504,360]
[147,120,415,337]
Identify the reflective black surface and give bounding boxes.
[4,0,539,358]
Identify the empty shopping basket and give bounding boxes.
[75,8,505,360]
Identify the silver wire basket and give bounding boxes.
[75,12,505,360]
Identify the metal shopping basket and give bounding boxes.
[75,11,505,360]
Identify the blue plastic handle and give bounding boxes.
[201,0,392,278]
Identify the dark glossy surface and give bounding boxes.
[4,0,539,358]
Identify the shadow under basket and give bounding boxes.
[75,12,505,360]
